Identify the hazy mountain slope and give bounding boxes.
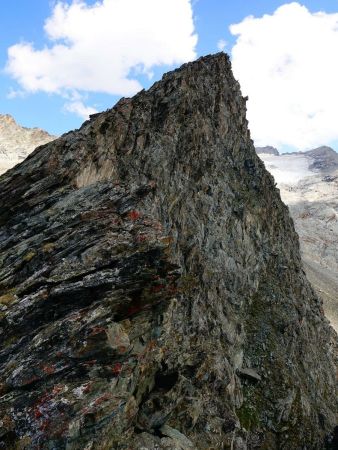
[257,146,338,331]
[0,54,336,449]
[0,114,55,175]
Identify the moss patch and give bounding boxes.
[237,403,260,430]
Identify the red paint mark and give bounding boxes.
[42,365,55,375]
[136,234,148,242]
[128,210,140,221]
[34,408,43,419]
[111,363,122,376]
[93,392,111,406]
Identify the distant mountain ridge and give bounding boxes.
[256,145,338,171]
[256,144,338,331]
[0,114,56,175]
[255,145,279,156]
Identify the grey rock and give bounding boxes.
[238,368,261,382]
[0,53,336,449]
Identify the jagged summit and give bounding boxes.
[305,146,338,171]
[0,113,55,175]
[0,53,336,449]
[0,113,16,125]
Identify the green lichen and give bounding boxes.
[42,242,56,253]
[0,292,16,305]
[23,250,36,262]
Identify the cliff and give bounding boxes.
[0,53,336,449]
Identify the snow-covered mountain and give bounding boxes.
[257,146,338,330]
[0,114,56,175]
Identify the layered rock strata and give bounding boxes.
[0,53,336,449]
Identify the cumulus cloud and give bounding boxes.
[217,39,227,51]
[230,2,338,150]
[6,0,197,118]
[64,100,98,119]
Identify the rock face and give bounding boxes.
[0,114,55,175]
[257,147,338,331]
[0,54,336,449]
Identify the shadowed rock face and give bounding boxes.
[0,53,336,449]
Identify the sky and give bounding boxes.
[1,0,338,152]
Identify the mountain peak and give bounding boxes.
[0,55,336,449]
[256,145,280,156]
[0,114,55,175]
[305,146,338,171]
[0,113,16,126]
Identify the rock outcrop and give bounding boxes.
[0,114,55,175]
[257,147,338,332]
[0,53,336,449]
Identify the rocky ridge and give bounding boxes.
[0,114,55,175]
[256,146,338,331]
[0,53,337,449]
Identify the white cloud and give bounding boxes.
[230,2,338,150]
[62,91,98,119]
[64,100,98,119]
[6,88,27,99]
[217,39,227,51]
[5,0,197,115]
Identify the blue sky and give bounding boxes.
[1,1,338,151]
